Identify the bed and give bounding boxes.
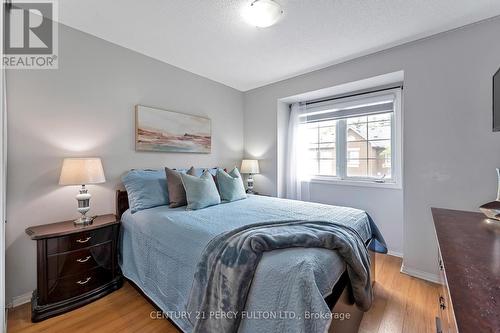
[116,191,380,333]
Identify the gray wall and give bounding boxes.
[244,17,500,279]
[5,24,244,302]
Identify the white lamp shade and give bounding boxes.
[59,158,106,185]
[241,159,260,174]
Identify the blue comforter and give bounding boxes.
[119,195,377,333]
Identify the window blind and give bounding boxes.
[300,91,397,123]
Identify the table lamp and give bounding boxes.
[59,157,106,225]
[241,159,260,194]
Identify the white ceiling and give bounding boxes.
[58,0,500,91]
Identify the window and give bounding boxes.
[299,88,401,185]
[347,148,360,167]
[306,120,336,176]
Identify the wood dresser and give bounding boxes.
[25,214,123,322]
[432,208,500,333]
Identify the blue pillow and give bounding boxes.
[216,168,247,202]
[122,169,168,213]
[194,167,218,177]
[176,167,218,177]
[180,170,221,210]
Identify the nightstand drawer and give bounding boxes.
[47,242,112,280]
[46,226,114,255]
[46,267,113,304]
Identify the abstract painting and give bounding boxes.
[135,105,211,153]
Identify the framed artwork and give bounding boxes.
[494,67,500,131]
[135,105,211,153]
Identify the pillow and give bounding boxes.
[206,167,226,190]
[165,166,195,208]
[194,168,218,177]
[216,167,247,202]
[122,169,169,213]
[176,167,218,177]
[181,170,221,210]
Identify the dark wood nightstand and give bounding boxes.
[25,214,123,322]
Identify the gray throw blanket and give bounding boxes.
[187,220,373,333]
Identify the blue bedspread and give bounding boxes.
[119,195,376,333]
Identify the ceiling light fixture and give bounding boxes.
[242,0,283,28]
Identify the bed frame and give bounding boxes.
[115,190,374,333]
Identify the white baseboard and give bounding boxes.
[7,291,32,309]
[400,263,441,284]
[386,250,403,258]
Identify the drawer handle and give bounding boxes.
[76,237,91,244]
[439,296,446,309]
[76,256,91,263]
[76,277,91,285]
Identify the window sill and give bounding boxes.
[306,177,402,189]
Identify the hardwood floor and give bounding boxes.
[8,254,440,333]
[359,254,440,333]
[7,283,176,333]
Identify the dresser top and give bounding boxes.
[25,214,118,240]
[432,207,500,333]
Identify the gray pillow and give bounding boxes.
[180,170,221,210]
[216,168,247,202]
[165,166,195,208]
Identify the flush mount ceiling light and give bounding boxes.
[242,0,283,28]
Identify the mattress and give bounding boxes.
[119,195,372,333]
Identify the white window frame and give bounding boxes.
[305,88,402,189]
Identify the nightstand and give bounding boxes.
[25,214,123,322]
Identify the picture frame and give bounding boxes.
[135,105,211,153]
